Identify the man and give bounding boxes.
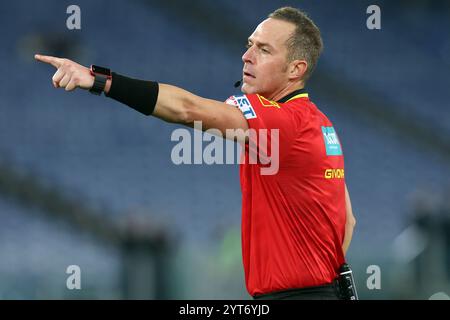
[35,7,356,299]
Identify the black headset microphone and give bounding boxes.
[234,79,243,88]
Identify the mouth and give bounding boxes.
[243,71,256,80]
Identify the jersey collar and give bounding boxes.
[277,88,309,103]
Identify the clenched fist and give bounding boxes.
[35,54,94,92]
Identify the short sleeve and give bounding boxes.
[227,94,301,165]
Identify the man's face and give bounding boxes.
[241,18,295,98]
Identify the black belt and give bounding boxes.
[253,281,342,300]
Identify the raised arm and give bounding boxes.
[34,54,248,136]
[153,84,248,134]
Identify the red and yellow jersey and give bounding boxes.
[226,90,346,296]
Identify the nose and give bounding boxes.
[242,46,254,64]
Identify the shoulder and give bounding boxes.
[226,94,303,118]
[225,94,258,120]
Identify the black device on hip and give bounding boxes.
[337,263,359,300]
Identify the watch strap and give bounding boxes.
[89,74,108,95]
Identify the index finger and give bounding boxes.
[34,54,64,68]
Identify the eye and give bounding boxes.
[261,48,270,54]
[245,43,252,49]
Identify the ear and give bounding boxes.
[288,60,308,81]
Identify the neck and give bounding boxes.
[268,81,304,101]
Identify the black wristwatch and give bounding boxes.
[89,65,112,95]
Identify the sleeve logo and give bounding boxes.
[322,126,343,156]
[226,95,257,120]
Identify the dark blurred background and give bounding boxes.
[0,0,449,299]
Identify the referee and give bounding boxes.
[35,7,356,300]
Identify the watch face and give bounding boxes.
[91,65,111,76]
